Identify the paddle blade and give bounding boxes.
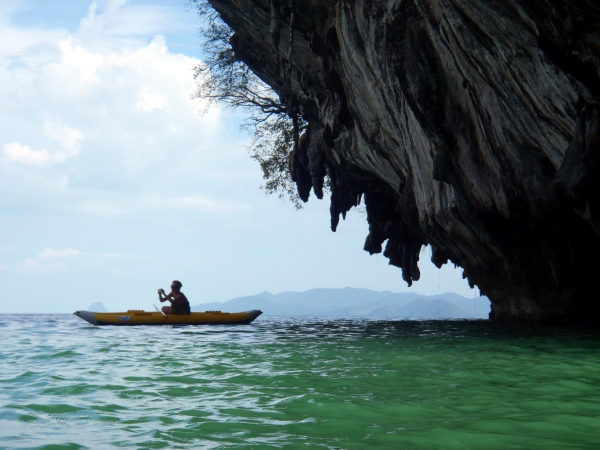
[154,304,169,320]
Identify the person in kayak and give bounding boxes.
[158,280,191,315]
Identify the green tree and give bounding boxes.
[191,0,310,209]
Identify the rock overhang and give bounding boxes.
[206,0,600,324]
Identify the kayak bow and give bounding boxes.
[73,309,263,326]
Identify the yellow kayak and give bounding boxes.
[73,309,262,326]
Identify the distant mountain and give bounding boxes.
[191,288,490,319]
[88,302,107,312]
[394,298,467,319]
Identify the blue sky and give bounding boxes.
[0,0,478,313]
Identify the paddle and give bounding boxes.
[154,304,169,320]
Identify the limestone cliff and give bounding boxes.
[206,0,600,324]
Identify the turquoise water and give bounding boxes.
[1,315,600,449]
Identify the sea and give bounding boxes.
[1,315,599,449]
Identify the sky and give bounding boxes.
[0,0,479,313]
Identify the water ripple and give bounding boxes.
[0,314,599,448]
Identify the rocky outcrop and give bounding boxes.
[206,0,600,324]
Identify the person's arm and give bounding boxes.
[158,289,174,303]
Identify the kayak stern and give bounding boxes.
[73,310,99,326]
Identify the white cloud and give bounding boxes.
[13,247,150,277]
[0,2,231,206]
[16,258,67,273]
[4,142,61,165]
[38,247,83,258]
[3,120,83,166]
[44,120,84,157]
[78,0,190,40]
[137,88,168,112]
[59,37,104,83]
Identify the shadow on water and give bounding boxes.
[251,315,600,347]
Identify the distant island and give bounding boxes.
[191,288,490,319]
[87,302,108,312]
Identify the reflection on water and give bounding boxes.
[1,314,599,448]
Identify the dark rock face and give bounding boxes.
[207,0,600,324]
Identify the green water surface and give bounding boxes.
[0,315,599,449]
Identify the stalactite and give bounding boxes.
[209,0,600,324]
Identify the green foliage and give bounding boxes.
[249,115,307,210]
[190,0,305,208]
